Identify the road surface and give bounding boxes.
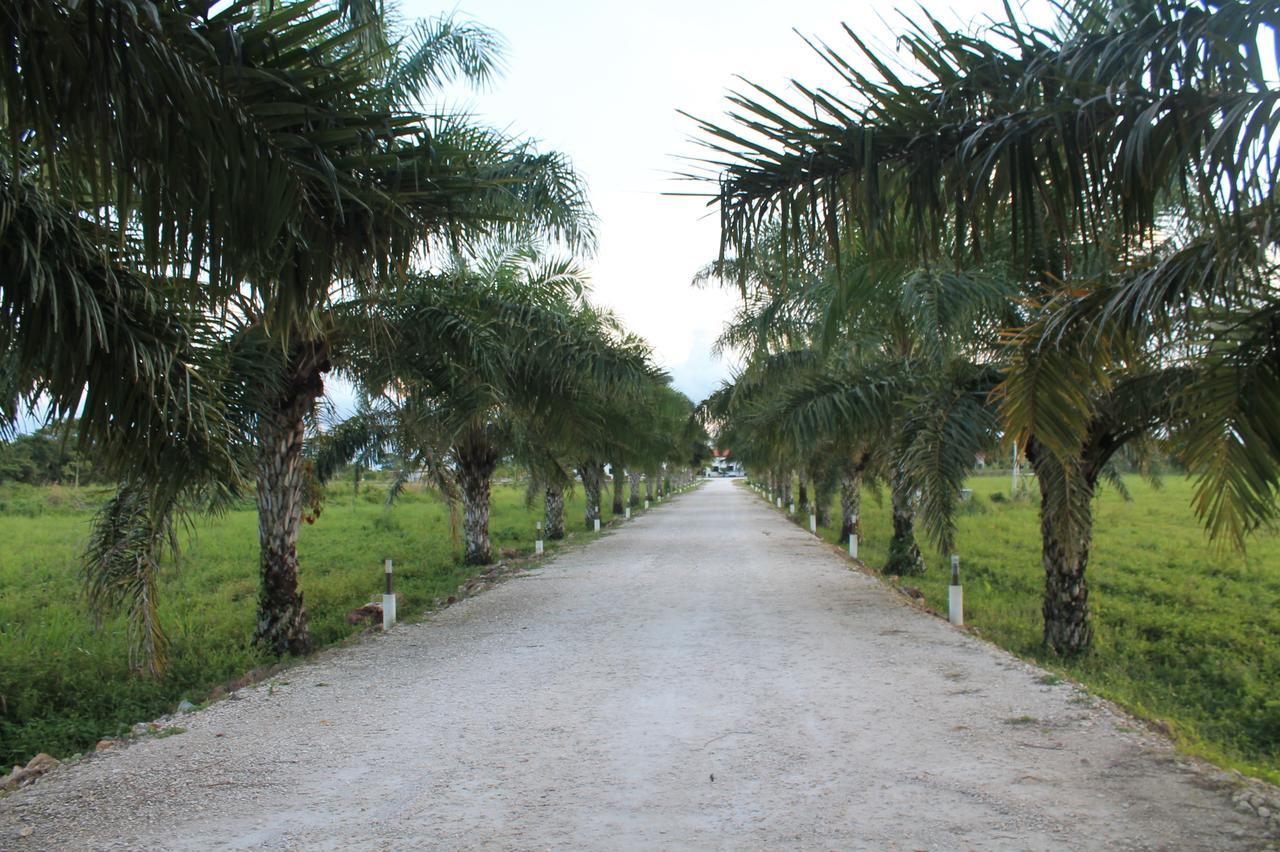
[1,478,1272,849]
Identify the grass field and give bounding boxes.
[763,474,1280,783]
[0,477,639,770]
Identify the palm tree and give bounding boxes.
[698,224,1009,575]
[4,0,594,661]
[688,0,1278,653]
[339,243,656,564]
[225,2,592,654]
[1,0,415,669]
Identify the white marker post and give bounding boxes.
[776,497,782,508]
[644,499,650,510]
[625,506,631,520]
[535,521,544,556]
[789,502,796,514]
[594,517,601,532]
[949,554,964,626]
[382,559,396,630]
[809,513,817,533]
[849,533,858,559]
[1011,443,1020,498]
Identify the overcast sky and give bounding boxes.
[326,0,1056,415]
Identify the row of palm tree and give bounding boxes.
[1,1,699,672]
[690,0,1278,655]
[316,241,708,567]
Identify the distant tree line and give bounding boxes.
[0,424,108,487]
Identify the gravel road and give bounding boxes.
[2,478,1274,849]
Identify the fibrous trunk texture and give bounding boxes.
[255,338,329,657]
[455,426,499,566]
[628,470,642,507]
[645,473,654,501]
[611,464,625,514]
[544,486,566,540]
[839,466,862,544]
[809,464,833,528]
[782,474,793,508]
[580,462,604,528]
[798,471,809,514]
[1031,442,1098,655]
[885,468,925,576]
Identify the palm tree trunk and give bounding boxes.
[782,473,793,508]
[1039,497,1094,655]
[838,466,862,544]
[544,486,565,540]
[611,463,624,514]
[797,470,809,513]
[1030,440,1098,655]
[580,462,603,528]
[454,424,500,566]
[645,472,655,502]
[885,467,925,576]
[459,469,492,565]
[811,466,833,527]
[255,338,329,656]
[628,470,642,507]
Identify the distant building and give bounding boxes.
[707,448,742,476]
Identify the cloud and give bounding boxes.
[662,327,737,404]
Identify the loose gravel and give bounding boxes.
[1,478,1275,849]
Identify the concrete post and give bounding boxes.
[382,559,396,630]
[949,554,964,626]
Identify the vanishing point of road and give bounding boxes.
[0,478,1271,849]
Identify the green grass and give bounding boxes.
[0,478,639,769]
[770,474,1280,783]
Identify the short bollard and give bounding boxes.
[624,506,631,520]
[809,513,817,533]
[775,497,782,508]
[593,517,601,532]
[382,559,396,630]
[849,533,858,559]
[535,521,544,556]
[644,499,650,509]
[949,554,964,626]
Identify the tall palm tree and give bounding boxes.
[688,0,1278,653]
[4,0,593,662]
[239,7,592,654]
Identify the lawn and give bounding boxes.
[0,477,632,769]
[766,473,1280,783]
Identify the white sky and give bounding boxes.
[328,0,1057,413]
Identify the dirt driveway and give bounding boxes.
[1,478,1272,849]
